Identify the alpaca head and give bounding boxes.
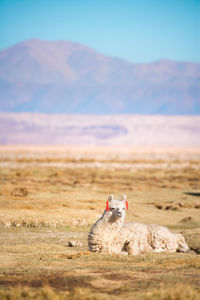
[176,234,190,253]
[105,194,128,222]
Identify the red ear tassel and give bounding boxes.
[126,200,128,210]
[106,200,109,211]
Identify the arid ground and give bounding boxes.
[0,146,200,299]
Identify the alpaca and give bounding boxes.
[88,195,189,255]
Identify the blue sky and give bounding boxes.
[0,0,199,63]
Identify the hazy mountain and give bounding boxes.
[0,39,200,114]
[1,113,200,146]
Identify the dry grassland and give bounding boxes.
[0,146,200,299]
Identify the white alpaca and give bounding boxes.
[88,195,189,255]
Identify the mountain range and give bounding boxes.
[0,39,200,114]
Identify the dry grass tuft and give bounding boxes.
[11,187,29,197]
[0,286,105,300]
[71,218,88,226]
[183,232,200,254]
[0,286,63,300]
[0,215,89,229]
[0,217,63,228]
[145,283,200,300]
[55,251,92,260]
[155,201,200,211]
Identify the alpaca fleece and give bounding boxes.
[88,195,189,255]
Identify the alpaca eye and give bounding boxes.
[111,208,115,211]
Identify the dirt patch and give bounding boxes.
[180,217,194,224]
[54,251,92,259]
[185,192,200,197]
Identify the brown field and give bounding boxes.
[0,145,200,299]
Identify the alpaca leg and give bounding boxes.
[152,247,165,253]
[176,234,190,253]
[151,239,166,253]
[126,239,141,255]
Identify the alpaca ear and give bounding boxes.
[106,195,113,211]
[126,200,128,210]
[105,201,109,211]
[122,194,126,201]
[122,194,128,210]
[108,195,114,201]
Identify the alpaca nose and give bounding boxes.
[117,210,122,217]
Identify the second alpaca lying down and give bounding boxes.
[88,195,189,255]
[121,222,189,255]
